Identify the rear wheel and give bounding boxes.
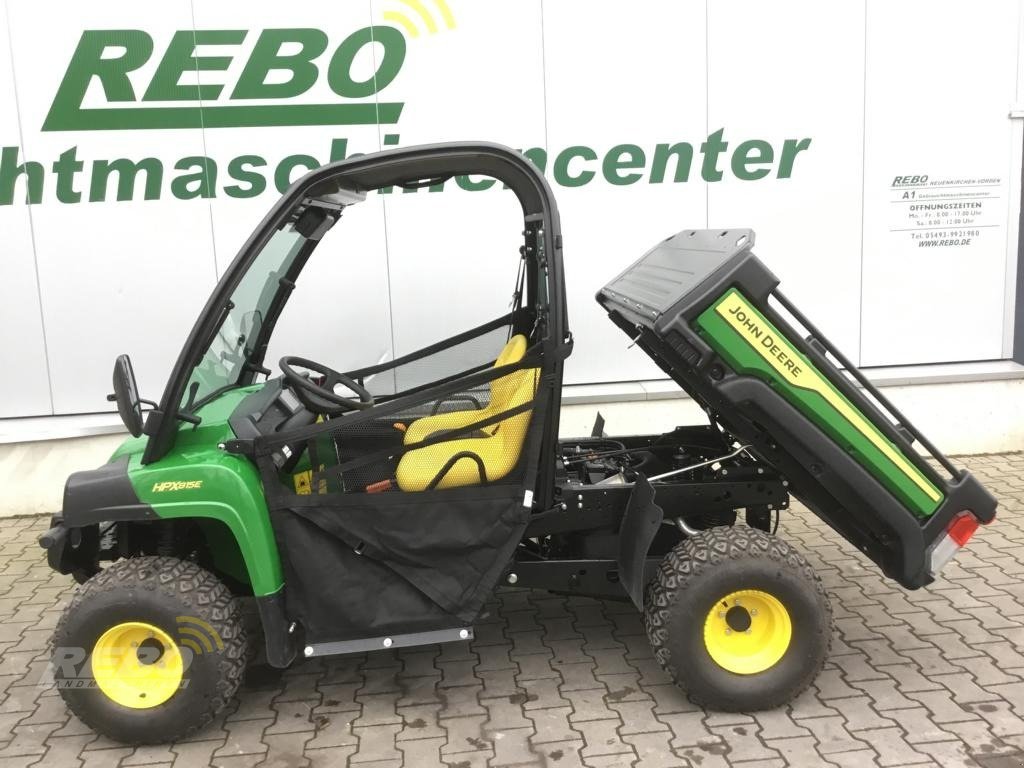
[52,556,247,744]
[645,525,832,711]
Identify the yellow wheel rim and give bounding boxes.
[91,622,184,709]
[703,589,792,674]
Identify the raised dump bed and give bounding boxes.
[597,228,996,589]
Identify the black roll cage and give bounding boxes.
[141,142,570,508]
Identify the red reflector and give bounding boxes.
[947,513,979,547]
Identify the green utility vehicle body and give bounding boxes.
[42,142,996,688]
[48,142,583,670]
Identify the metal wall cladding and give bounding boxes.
[1,0,1021,418]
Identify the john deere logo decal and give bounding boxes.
[713,290,941,505]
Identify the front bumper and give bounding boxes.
[39,516,98,577]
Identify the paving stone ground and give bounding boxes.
[0,453,1023,767]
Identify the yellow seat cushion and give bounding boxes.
[402,334,529,446]
[396,366,538,492]
[402,408,490,446]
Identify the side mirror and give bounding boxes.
[111,354,144,437]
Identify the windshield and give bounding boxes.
[182,225,307,409]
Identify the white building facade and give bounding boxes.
[1,0,1023,512]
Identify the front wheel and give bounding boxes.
[645,526,832,711]
[52,556,247,744]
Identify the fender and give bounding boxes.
[616,475,664,610]
[52,449,295,667]
[130,449,283,596]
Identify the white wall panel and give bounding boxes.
[383,189,525,355]
[708,0,865,362]
[860,0,1019,366]
[0,0,51,417]
[263,197,393,381]
[0,0,1021,424]
[373,0,546,365]
[193,0,391,379]
[543,0,709,385]
[0,205,49,418]
[191,0,383,278]
[6,1,218,412]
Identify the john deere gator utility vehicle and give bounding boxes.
[40,142,996,743]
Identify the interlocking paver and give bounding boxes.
[568,688,618,723]
[537,738,587,768]
[0,723,59,758]
[888,709,959,747]
[480,696,532,732]
[437,714,487,756]
[257,731,313,767]
[854,727,930,766]
[573,718,632,758]
[0,453,1023,766]
[934,673,1003,706]
[624,729,688,768]
[395,703,444,741]
[171,738,223,768]
[263,701,317,735]
[488,726,535,766]
[520,679,570,710]
[966,700,1024,738]
[609,701,668,736]
[526,706,579,744]
[304,711,357,751]
[123,744,177,764]
[830,652,890,683]
[707,724,778,763]
[78,747,131,768]
[829,695,898,731]
[394,735,445,768]
[797,715,870,755]
[350,723,402,763]
[214,718,272,758]
[906,689,984,725]
[851,679,920,711]
[33,733,93,768]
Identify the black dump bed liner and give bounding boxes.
[597,228,996,588]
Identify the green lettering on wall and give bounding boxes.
[232,29,327,99]
[43,30,154,130]
[553,145,597,187]
[143,30,246,102]
[225,155,268,198]
[89,157,163,201]
[171,156,217,199]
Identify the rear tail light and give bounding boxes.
[927,511,980,577]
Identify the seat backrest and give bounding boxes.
[494,367,539,457]
[394,353,539,491]
[491,334,528,408]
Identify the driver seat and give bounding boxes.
[395,335,538,491]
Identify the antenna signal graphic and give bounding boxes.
[383,0,457,37]
[176,616,225,656]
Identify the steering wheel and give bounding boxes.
[279,356,375,416]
